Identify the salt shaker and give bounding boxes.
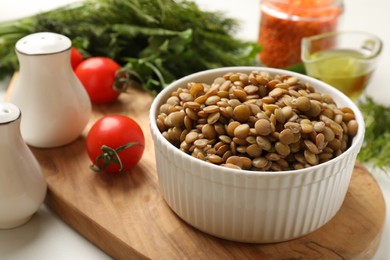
[258,0,344,68]
[9,32,91,147]
[0,102,47,229]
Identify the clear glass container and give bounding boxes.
[258,0,344,68]
[302,31,382,99]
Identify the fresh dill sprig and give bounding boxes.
[358,96,390,172]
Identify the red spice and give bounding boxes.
[258,0,343,68]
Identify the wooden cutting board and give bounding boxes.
[6,75,386,259]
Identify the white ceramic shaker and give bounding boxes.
[9,32,91,148]
[0,102,47,229]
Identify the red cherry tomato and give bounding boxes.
[75,57,121,104]
[86,115,145,174]
[70,47,83,70]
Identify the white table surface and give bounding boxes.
[0,0,389,259]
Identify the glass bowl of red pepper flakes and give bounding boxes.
[258,0,344,69]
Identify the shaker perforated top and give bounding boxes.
[0,103,20,124]
[15,32,72,55]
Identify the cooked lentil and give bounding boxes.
[157,71,358,171]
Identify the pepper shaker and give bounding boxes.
[9,32,91,147]
[0,102,47,229]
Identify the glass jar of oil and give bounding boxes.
[301,31,382,99]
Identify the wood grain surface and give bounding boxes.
[7,75,386,259]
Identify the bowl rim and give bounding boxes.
[149,66,365,177]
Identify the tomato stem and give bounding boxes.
[114,68,143,93]
[90,142,144,173]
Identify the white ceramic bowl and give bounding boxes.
[149,67,365,243]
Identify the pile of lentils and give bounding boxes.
[156,71,359,171]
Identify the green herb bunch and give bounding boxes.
[358,97,390,172]
[0,0,260,94]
